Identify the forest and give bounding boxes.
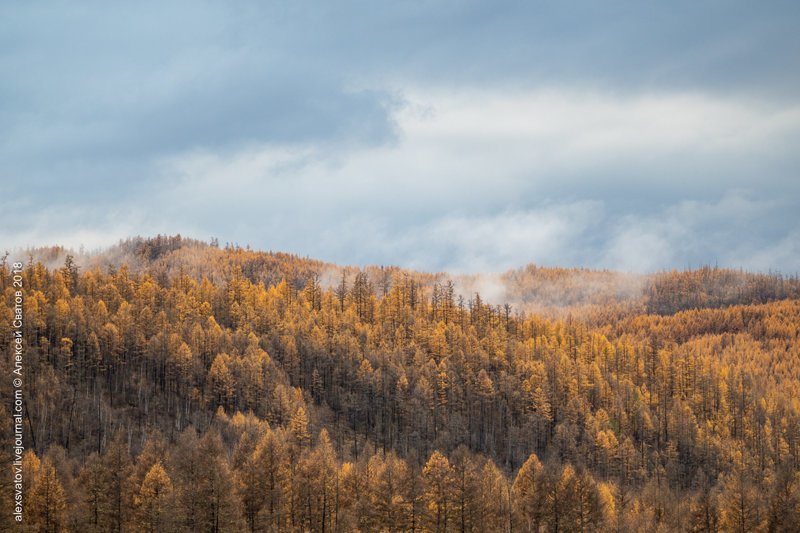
[2,235,800,532]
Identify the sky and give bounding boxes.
[2,1,799,274]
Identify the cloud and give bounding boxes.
[741,228,800,273]
[601,192,800,273]
[2,2,799,274]
[406,204,603,273]
[6,86,798,274]
[125,88,798,273]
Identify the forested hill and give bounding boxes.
[22,234,800,316]
[2,236,800,531]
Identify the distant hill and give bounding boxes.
[18,234,800,318]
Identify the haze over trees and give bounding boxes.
[2,235,800,532]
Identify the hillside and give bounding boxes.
[2,236,800,531]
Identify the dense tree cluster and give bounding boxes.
[643,266,800,315]
[1,239,799,531]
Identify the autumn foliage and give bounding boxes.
[1,237,799,531]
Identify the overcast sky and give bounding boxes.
[2,1,799,273]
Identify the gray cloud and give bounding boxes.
[1,1,799,274]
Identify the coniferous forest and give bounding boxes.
[3,235,800,532]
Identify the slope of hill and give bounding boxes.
[2,236,800,531]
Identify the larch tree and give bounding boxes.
[717,468,762,533]
[450,445,482,533]
[99,432,133,533]
[422,450,453,533]
[77,452,106,531]
[134,462,175,533]
[27,458,67,533]
[512,451,544,533]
